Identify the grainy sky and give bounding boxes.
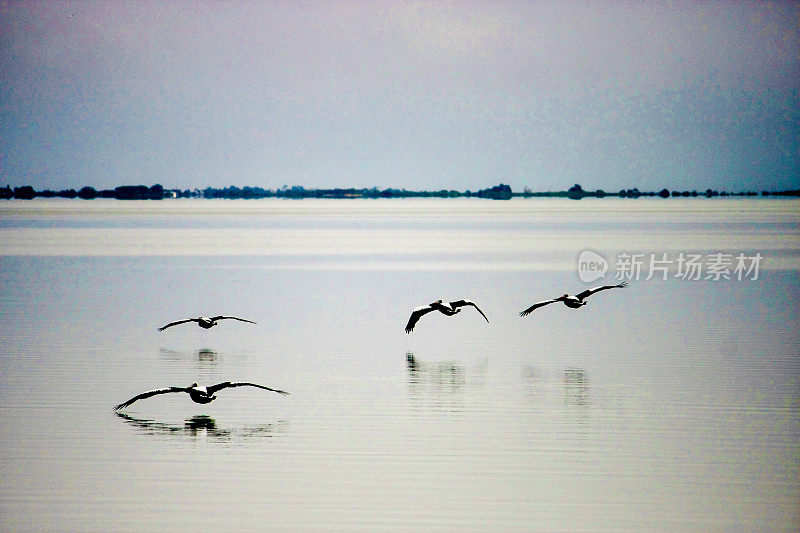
[1,1,798,192]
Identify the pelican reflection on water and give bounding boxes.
[563,368,590,407]
[116,413,229,438]
[115,412,285,441]
[406,352,466,391]
[159,348,218,364]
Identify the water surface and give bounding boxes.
[1,198,798,530]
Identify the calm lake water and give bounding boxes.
[1,198,798,531]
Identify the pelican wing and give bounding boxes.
[158,318,198,331]
[405,305,437,333]
[114,387,188,410]
[575,280,628,301]
[450,300,489,323]
[206,381,290,396]
[519,298,561,317]
[210,316,257,325]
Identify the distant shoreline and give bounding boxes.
[2,183,798,201]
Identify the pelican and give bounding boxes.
[114,382,289,410]
[158,316,256,331]
[405,299,489,333]
[519,281,628,316]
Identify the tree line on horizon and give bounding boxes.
[1,183,798,201]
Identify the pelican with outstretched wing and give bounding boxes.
[405,299,489,333]
[519,281,628,317]
[158,316,256,331]
[114,382,289,410]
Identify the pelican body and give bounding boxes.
[185,384,217,404]
[114,382,289,410]
[405,299,489,333]
[519,281,627,316]
[561,295,590,309]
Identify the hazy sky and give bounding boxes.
[1,1,798,192]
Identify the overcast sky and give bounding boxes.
[1,1,798,192]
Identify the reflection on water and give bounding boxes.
[521,365,545,384]
[406,351,421,374]
[115,412,285,442]
[406,352,466,412]
[406,352,464,388]
[159,347,219,366]
[563,368,591,440]
[520,364,549,409]
[198,348,218,363]
[406,352,465,389]
[563,368,590,407]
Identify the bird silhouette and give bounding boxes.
[519,281,628,316]
[114,381,289,410]
[405,299,489,333]
[158,316,255,331]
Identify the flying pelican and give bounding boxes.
[158,316,256,331]
[114,382,289,410]
[405,299,489,333]
[519,281,628,316]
